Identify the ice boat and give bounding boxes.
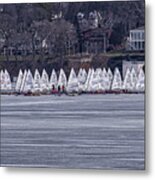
[15,69,23,92]
[78,68,87,91]
[20,69,27,93]
[0,70,5,91]
[111,68,122,92]
[122,68,132,92]
[82,69,87,79]
[49,69,58,91]
[22,69,34,93]
[87,68,103,92]
[67,68,79,93]
[77,68,83,80]
[86,69,95,92]
[107,68,113,81]
[1,69,12,93]
[95,68,105,92]
[130,67,138,92]
[57,68,67,91]
[33,69,41,93]
[101,68,111,91]
[40,69,49,92]
[84,68,92,92]
[136,68,145,92]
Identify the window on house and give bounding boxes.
[142,42,145,49]
[135,42,138,50]
[142,32,145,40]
[130,32,133,40]
[138,32,141,40]
[134,32,137,41]
[133,32,135,40]
[138,42,141,50]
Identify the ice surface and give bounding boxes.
[1,94,145,169]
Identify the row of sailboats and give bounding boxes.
[0,67,145,95]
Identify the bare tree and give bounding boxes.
[10,31,32,61]
[49,19,77,58]
[0,12,17,61]
[29,20,51,60]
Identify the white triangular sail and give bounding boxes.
[101,68,111,90]
[84,68,92,92]
[33,69,41,92]
[136,68,145,92]
[130,67,138,91]
[82,69,87,81]
[22,69,34,93]
[102,68,107,76]
[20,69,27,93]
[67,68,79,92]
[107,68,113,81]
[111,68,122,90]
[40,69,49,91]
[15,69,23,92]
[78,68,87,91]
[57,68,67,89]
[49,69,58,90]
[0,70,5,91]
[87,68,102,92]
[122,68,132,91]
[86,69,95,92]
[95,68,104,91]
[4,69,12,91]
[77,68,83,80]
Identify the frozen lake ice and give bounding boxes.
[1,94,145,170]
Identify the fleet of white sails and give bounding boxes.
[0,67,145,94]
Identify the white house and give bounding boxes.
[127,27,145,51]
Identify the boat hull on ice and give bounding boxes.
[0,67,145,95]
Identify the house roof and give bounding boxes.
[130,26,144,31]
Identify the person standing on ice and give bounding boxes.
[62,85,65,93]
[51,85,57,94]
[57,85,61,95]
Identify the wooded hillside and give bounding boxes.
[0,1,145,61]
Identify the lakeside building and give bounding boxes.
[127,27,145,51]
[77,11,109,54]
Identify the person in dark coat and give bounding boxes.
[57,85,61,95]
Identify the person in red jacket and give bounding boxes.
[51,85,57,94]
[62,85,65,93]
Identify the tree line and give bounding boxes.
[0,1,145,61]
